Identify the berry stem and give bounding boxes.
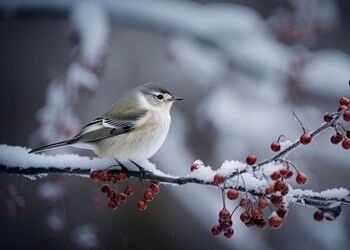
[230,204,240,217]
[291,111,307,134]
[221,188,226,208]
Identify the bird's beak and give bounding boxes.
[170,96,183,101]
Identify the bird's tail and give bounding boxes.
[28,140,72,154]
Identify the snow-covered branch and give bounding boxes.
[0,144,349,220]
[227,105,350,179]
[29,1,110,146]
[1,94,350,237]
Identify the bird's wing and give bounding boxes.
[71,111,147,144]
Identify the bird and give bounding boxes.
[29,83,183,165]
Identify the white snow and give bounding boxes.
[1,144,348,204]
[187,162,215,182]
[66,62,99,90]
[0,144,113,170]
[70,0,110,66]
[290,188,350,201]
[0,144,174,178]
[301,49,350,97]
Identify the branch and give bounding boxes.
[0,147,348,219]
[227,106,349,179]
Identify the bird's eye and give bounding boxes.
[156,94,163,100]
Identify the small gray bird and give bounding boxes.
[29,83,182,162]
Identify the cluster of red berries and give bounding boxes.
[90,169,160,211]
[137,180,160,211]
[211,189,286,238]
[209,159,314,238]
[324,97,350,150]
[211,208,234,238]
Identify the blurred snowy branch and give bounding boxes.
[29,0,110,146]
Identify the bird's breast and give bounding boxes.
[95,111,171,160]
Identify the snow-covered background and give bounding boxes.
[0,0,350,249]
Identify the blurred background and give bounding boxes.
[0,0,350,249]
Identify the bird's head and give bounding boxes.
[138,83,183,112]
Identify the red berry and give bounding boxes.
[239,199,252,209]
[258,198,268,208]
[116,193,127,203]
[323,113,333,122]
[143,189,154,202]
[300,133,312,145]
[274,180,286,192]
[343,110,350,122]
[124,185,134,196]
[330,136,339,144]
[271,171,281,180]
[90,170,100,181]
[268,215,283,229]
[245,219,256,227]
[331,133,343,144]
[137,200,147,211]
[108,201,118,210]
[342,139,350,149]
[280,168,293,179]
[279,168,288,177]
[271,142,281,152]
[190,163,199,172]
[252,208,263,219]
[213,174,224,185]
[281,185,289,196]
[211,225,221,236]
[221,220,233,232]
[339,97,350,106]
[246,154,257,165]
[338,105,347,111]
[227,188,239,200]
[255,219,267,229]
[99,172,109,181]
[265,185,275,194]
[313,211,324,221]
[240,212,251,223]
[219,208,231,221]
[108,175,117,184]
[107,190,117,199]
[117,172,127,182]
[296,173,308,184]
[224,228,234,238]
[277,207,288,218]
[271,195,283,207]
[100,184,110,193]
[285,169,293,179]
[150,183,160,194]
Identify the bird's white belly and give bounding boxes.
[93,113,170,160]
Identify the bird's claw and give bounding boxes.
[129,159,147,179]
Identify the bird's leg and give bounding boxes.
[114,158,129,176]
[129,159,147,179]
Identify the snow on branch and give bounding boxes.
[30,0,110,146]
[0,144,349,217]
[1,98,350,237]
